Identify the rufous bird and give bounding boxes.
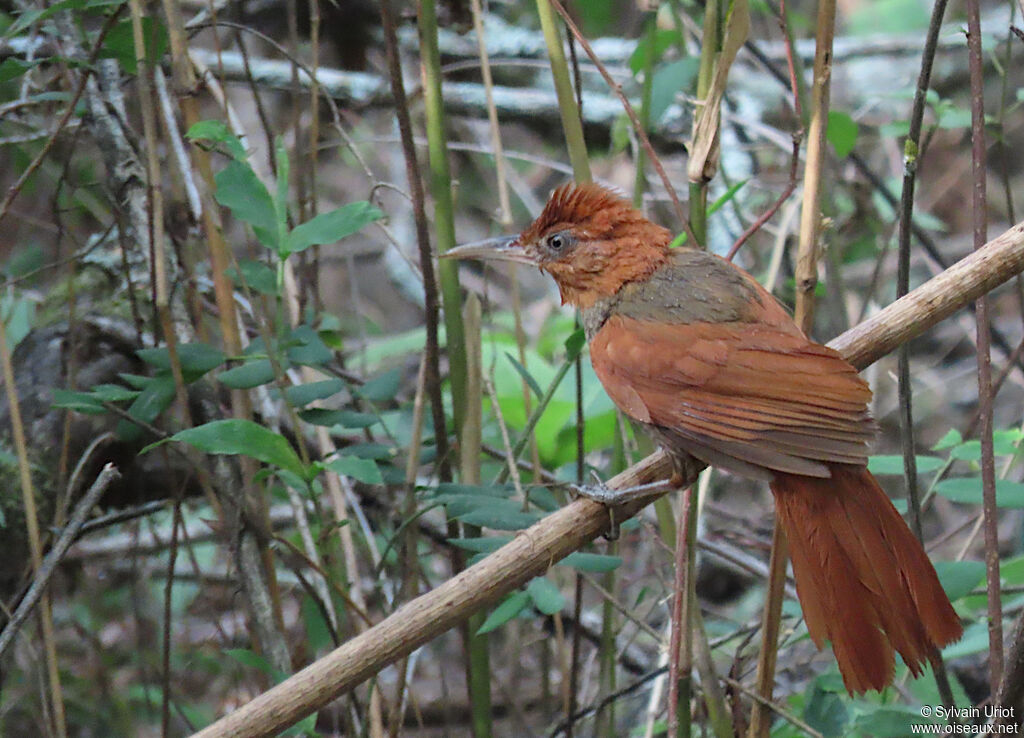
[445,182,962,694]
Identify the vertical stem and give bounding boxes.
[752,0,833,734]
[418,0,469,435]
[965,0,1003,693]
[747,528,789,738]
[794,0,835,330]
[689,0,721,248]
[460,295,492,738]
[378,0,451,480]
[668,486,696,738]
[633,12,657,209]
[0,321,65,737]
[535,0,592,182]
[897,0,948,544]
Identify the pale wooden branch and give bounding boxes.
[192,218,1024,738]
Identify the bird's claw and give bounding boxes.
[570,476,678,540]
[570,478,678,504]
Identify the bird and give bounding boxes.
[444,182,963,694]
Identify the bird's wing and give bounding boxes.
[589,315,875,478]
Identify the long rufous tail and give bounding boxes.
[771,465,963,694]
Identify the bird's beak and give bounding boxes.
[441,236,535,265]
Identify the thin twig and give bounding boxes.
[378,0,451,481]
[546,0,692,240]
[0,9,123,228]
[894,0,957,708]
[726,128,801,261]
[0,464,121,660]
[965,0,1003,692]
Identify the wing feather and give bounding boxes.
[590,315,874,477]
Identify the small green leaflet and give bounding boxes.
[162,419,305,479]
[477,591,530,634]
[214,160,278,250]
[284,201,384,255]
[325,455,383,485]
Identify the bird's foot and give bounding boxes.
[570,478,678,504]
[569,476,678,540]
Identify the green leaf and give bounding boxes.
[867,454,944,475]
[932,560,985,601]
[4,243,46,280]
[214,160,278,249]
[117,375,176,441]
[826,111,858,158]
[847,0,928,35]
[359,368,402,403]
[2,295,34,352]
[609,113,630,154]
[89,383,140,403]
[527,577,565,615]
[225,648,288,684]
[325,455,382,484]
[298,408,378,429]
[218,360,276,389]
[168,420,305,478]
[456,506,542,531]
[283,379,344,407]
[564,329,586,361]
[428,482,515,500]
[935,478,1024,507]
[52,389,107,415]
[285,325,332,366]
[880,120,911,139]
[447,536,511,554]
[186,120,247,160]
[948,431,1022,460]
[100,17,168,75]
[284,201,383,255]
[707,179,747,217]
[504,352,543,399]
[853,706,933,738]
[226,259,278,295]
[274,137,290,251]
[629,28,682,74]
[300,595,333,654]
[126,375,175,423]
[937,105,972,130]
[933,428,962,450]
[668,231,689,249]
[803,682,848,737]
[118,373,151,389]
[649,58,699,123]
[561,552,622,573]
[477,591,530,634]
[942,621,990,659]
[0,58,40,84]
[341,442,394,460]
[137,343,226,378]
[6,0,94,37]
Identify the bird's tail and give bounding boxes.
[770,465,963,694]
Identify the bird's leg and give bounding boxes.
[669,452,703,490]
[571,474,679,540]
[571,478,678,504]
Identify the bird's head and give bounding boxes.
[444,183,672,308]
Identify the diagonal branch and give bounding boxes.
[191,217,1024,738]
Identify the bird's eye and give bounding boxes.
[547,233,569,251]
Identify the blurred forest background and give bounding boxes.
[0,0,1022,735]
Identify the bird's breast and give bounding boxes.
[579,294,620,341]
